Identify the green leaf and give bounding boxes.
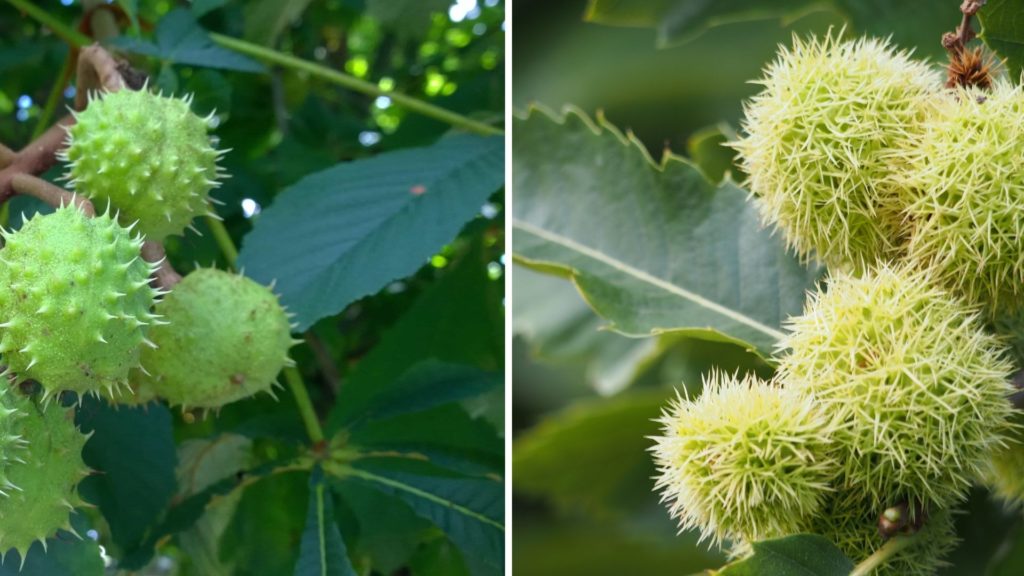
[221,471,309,575]
[115,0,140,34]
[75,397,177,559]
[366,0,451,41]
[191,0,228,17]
[333,481,433,573]
[347,361,501,428]
[238,133,504,330]
[112,9,265,73]
[295,467,358,576]
[351,404,503,475]
[325,240,503,432]
[513,105,819,357]
[716,534,853,576]
[244,0,316,46]
[175,434,255,576]
[514,265,661,396]
[0,518,103,576]
[584,0,955,55]
[409,536,471,576]
[514,514,722,576]
[513,390,671,514]
[347,460,503,576]
[979,0,1024,80]
[940,488,1022,575]
[687,123,738,183]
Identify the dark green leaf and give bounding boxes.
[112,9,265,73]
[238,133,504,330]
[75,397,177,559]
[979,0,1024,80]
[716,534,853,576]
[295,467,357,576]
[513,105,818,356]
[585,0,955,56]
[409,536,470,576]
[221,471,308,575]
[513,390,670,514]
[347,460,503,576]
[325,240,503,432]
[244,0,316,46]
[0,518,103,576]
[332,480,433,573]
[352,404,502,475]
[687,123,737,183]
[348,361,501,428]
[939,488,1022,575]
[191,0,228,17]
[366,0,451,40]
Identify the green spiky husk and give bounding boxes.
[0,393,89,561]
[0,387,23,505]
[982,413,1024,509]
[778,264,1015,510]
[0,205,158,398]
[134,269,294,409]
[63,89,221,241]
[902,81,1024,317]
[734,32,937,271]
[652,371,837,545]
[809,493,958,576]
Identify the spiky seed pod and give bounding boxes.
[778,264,1015,510]
[809,493,958,576]
[982,413,1024,509]
[134,269,295,409]
[62,89,224,242]
[0,394,89,562]
[0,205,159,399]
[733,32,938,271]
[651,371,837,545]
[902,81,1024,317]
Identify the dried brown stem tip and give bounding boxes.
[947,46,994,89]
[75,44,126,110]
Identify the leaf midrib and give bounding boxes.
[512,217,787,342]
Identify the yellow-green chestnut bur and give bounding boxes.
[133,269,297,409]
[902,81,1024,316]
[0,205,159,399]
[809,492,958,576]
[733,32,937,271]
[0,393,89,563]
[651,371,837,546]
[61,89,225,242]
[778,264,1015,511]
[982,413,1024,509]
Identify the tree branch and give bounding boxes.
[141,241,183,290]
[75,44,126,109]
[11,174,94,216]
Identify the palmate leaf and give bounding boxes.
[295,468,357,576]
[343,459,503,576]
[238,133,504,331]
[512,105,819,357]
[75,397,177,564]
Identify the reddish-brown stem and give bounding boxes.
[75,44,126,109]
[0,116,74,202]
[11,174,94,216]
[142,241,183,290]
[943,0,986,55]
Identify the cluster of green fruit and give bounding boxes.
[0,89,295,560]
[652,32,1024,575]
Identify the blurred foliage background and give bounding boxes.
[0,1,504,575]
[512,1,1024,574]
